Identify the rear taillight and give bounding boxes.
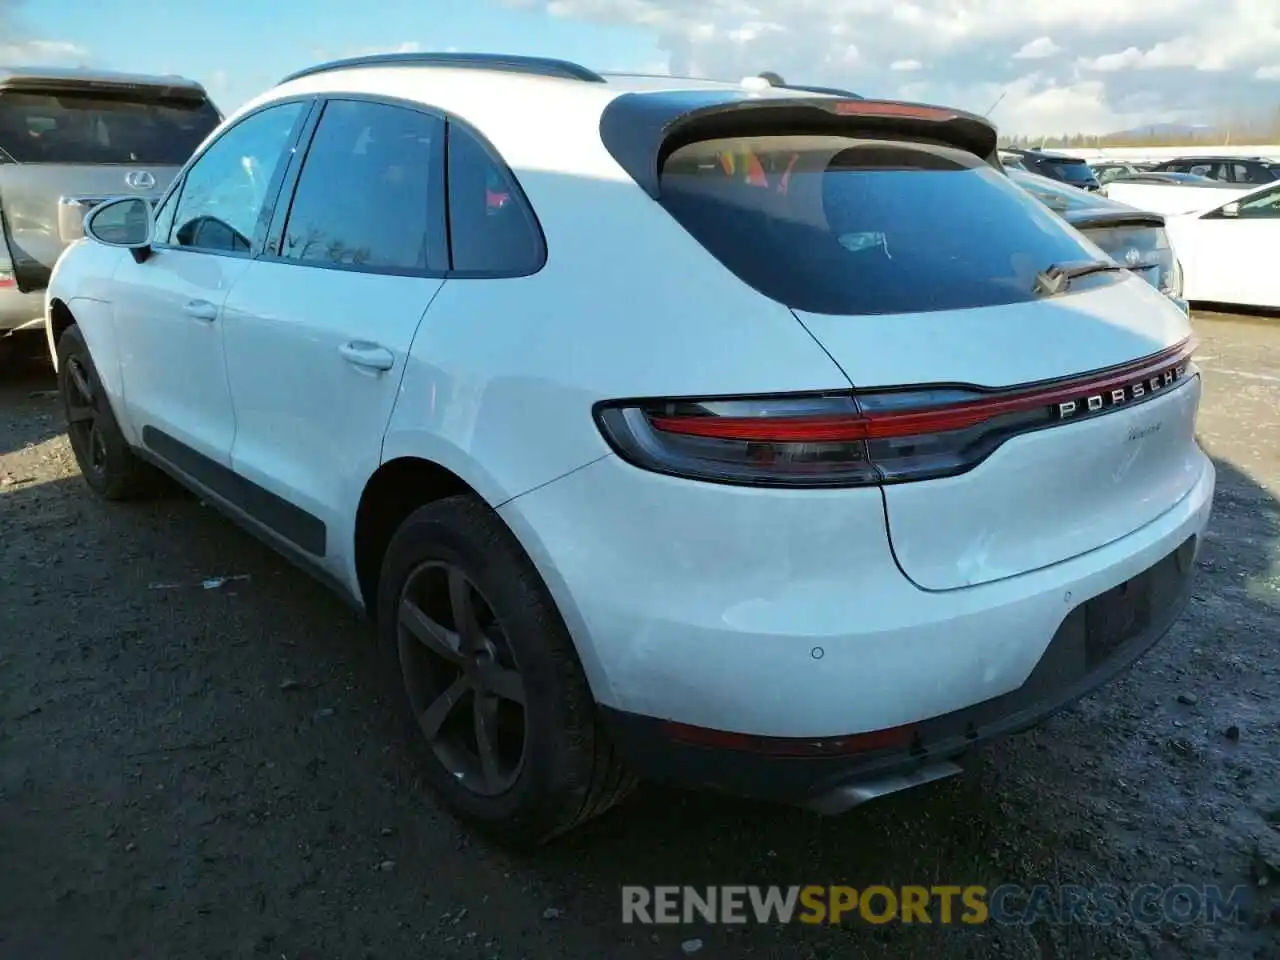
[595,340,1196,488]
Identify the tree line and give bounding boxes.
[998,108,1280,148]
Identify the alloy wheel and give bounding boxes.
[64,356,107,480]
[397,561,528,797]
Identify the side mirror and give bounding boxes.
[84,197,154,262]
[1221,201,1240,218]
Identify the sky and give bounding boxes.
[3,0,1280,137]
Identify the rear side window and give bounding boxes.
[446,123,543,275]
[0,90,219,164]
[658,135,1107,316]
[280,99,446,272]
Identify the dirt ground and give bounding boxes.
[1,312,1277,960]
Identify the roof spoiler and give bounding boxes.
[600,92,1001,198]
[0,75,209,102]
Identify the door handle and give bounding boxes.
[183,299,218,321]
[338,340,395,372]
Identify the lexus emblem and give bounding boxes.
[124,170,156,190]
[1123,248,1142,266]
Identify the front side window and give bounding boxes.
[658,135,1110,316]
[279,99,445,271]
[0,89,220,164]
[169,101,304,253]
[1232,184,1280,219]
[151,183,179,242]
[446,123,542,275]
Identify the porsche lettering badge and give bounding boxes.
[1055,362,1186,420]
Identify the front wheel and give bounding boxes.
[377,495,635,845]
[56,324,161,500]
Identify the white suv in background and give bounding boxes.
[45,52,1214,844]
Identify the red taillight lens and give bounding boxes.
[594,340,1196,488]
[595,395,880,487]
[832,101,956,122]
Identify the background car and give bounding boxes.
[1091,161,1157,184]
[1002,147,1101,190]
[1148,156,1280,185]
[0,66,221,356]
[1101,172,1254,215]
[44,52,1213,844]
[1163,179,1280,310]
[1008,167,1185,309]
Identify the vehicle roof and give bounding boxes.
[249,55,883,183]
[0,64,207,93]
[1006,148,1085,161]
[1159,155,1271,163]
[1117,172,1221,183]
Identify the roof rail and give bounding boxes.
[279,52,606,86]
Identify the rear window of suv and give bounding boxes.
[0,89,220,164]
[658,135,1110,315]
[1037,158,1097,184]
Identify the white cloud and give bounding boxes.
[507,0,1280,135]
[0,39,89,65]
[346,41,422,57]
[1012,37,1060,60]
[1079,47,1144,72]
[1257,64,1280,79]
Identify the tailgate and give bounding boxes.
[794,281,1203,592]
[0,164,174,291]
[643,113,1205,591]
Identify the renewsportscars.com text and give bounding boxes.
[621,883,1252,926]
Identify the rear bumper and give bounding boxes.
[500,446,1213,738]
[0,286,46,333]
[599,533,1198,807]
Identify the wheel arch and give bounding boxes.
[47,297,77,371]
[353,455,477,616]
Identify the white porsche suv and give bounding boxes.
[45,52,1214,844]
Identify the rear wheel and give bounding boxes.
[56,324,161,500]
[377,495,635,845]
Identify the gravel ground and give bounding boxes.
[1,313,1277,960]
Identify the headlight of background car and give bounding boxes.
[1083,224,1181,299]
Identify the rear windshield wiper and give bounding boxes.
[1033,260,1128,297]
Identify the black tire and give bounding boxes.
[56,324,161,500]
[377,494,636,845]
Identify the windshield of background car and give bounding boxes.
[1041,159,1097,183]
[657,135,1108,315]
[1008,169,1094,214]
[0,89,220,163]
